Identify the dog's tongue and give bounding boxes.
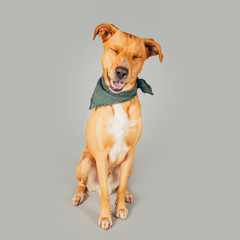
[111,80,125,89]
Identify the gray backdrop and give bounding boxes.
[1,0,239,239]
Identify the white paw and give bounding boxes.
[72,192,86,206]
[98,217,112,231]
[115,208,128,220]
[125,191,133,203]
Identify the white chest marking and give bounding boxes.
[107,104,135,164]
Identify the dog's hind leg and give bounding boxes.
[125,190,133,203]
[72,149,94,206]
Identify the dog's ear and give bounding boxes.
[144,38,163,63]
[93,23,119,42]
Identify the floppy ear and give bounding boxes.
[93,23,119,42]
[144,38,163,63]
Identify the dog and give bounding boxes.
[72,23,163,231]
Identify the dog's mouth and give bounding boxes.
[107,73,126,93]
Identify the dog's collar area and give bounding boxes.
[89,75,153,110]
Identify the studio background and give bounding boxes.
[0,0,239,239]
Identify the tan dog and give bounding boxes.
[72,23,163,230]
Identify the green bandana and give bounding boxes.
[89,75,153,110]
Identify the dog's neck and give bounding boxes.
[89,75,153,110]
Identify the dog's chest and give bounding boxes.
[107,104,135,164]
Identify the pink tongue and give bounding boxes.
[111,80,125,89]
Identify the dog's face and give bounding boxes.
[93,23,163,93]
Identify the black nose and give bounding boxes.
[115,66,129,79]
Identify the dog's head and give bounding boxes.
[93,23,163,93]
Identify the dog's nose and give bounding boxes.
[115,66,129,79]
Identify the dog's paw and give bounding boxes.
[115,208,128,220]
[98,217,112,231]
[72,192,86,206]
[125,191,133,203]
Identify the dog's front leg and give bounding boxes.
[95,151,112,231]
[115,148,135,220]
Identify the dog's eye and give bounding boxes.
[110,48,119,54]
[133,55,141,60]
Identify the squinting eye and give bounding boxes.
[110,48,119,54]
[133,56,141,59]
